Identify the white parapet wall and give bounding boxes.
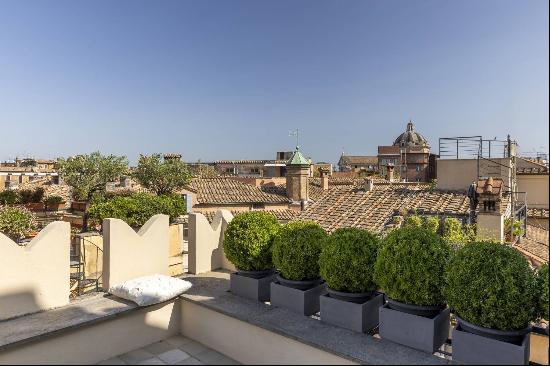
[102,214,169,290]
[0,221,70,321]
[187,210,235,274]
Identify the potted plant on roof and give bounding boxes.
[319,228,384,333]
[536,264,549,328]
[445,241,539,365]
[0,205,36,243]
[44,195,66,211]
[224,211,280,302]
[18,188,45,211]
[374,226,451,353]
[271,220,328,316]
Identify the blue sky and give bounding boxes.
[0,0,548,164]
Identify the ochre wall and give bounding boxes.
[517,174,549,209]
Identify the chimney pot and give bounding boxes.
[365,178,374,192]
[387,164,395,182]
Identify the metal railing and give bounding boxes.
[70,234,103,298]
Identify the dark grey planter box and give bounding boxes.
[379,303,450,353]
[320,293,384,333]
[270,281,327,316]
[452,325,530,365]
[230,272,276,302]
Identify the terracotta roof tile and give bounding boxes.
[516,167,549,175]
[186,178,288,204]
[339,156,378,165]
[200,209,298,223]
[527,208,550,219]
[298,184,469,233]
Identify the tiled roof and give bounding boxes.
[516,167,549,175]
[527,208,550,219]
[475,177,503,195]
[200,209,298,223]
[514,225,549,264]
[16,178,73,204]
[0,166,56,173]
[214,160,270,164]
[185,178,289,204]
[338,156,378,165]
[299,184,469,233]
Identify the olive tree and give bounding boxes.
[57,152,128,230]
[132,154,192,195]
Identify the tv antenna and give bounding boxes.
[289,129,300,148]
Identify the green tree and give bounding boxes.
[133,154,192,195]
[57,152,128,230]
[404,215,423,228]
[20,159,37,167]
[425,216,440,233]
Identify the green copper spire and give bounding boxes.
[286,146,310,166]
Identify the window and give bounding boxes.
[251,203,265,210]
[225,168,234,174]
[250,168,260,174]
[483,200,496,211]
[416,166,422,172]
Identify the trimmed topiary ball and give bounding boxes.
[374,226,450,306]
[444,241,538,330]
[537,264,549,321]
[223,211,280,271]
[272,221,327,281]
[319,228,379,293]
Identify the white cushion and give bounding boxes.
[109,274,192,306]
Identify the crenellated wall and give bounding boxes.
[0,221,70,321]
[102,214,169,290]
[187,210,235,274]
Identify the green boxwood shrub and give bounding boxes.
[404,215,423,228]
[443,217,464,244]
[536,264,549,321]
[374,226,450,306]
[45,195,64,204]
[88,193,186,227]
[425,216,440,233]
[444,241,538,330]
[223,211,280,271]
[319,228,379,293]
[0,205,36,241]
[272,221,327,281]
[0,190,19,205]
[18,188,45,204]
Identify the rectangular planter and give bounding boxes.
[379,303,450,353]
[71,201,88,212]
[21,202,44,211]
[230,272,276,302]
[46,202,66,211]
[320,293,384,333]
[452,325,530,365]
[270,281,327,316]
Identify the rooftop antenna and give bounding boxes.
[289,129,300,149]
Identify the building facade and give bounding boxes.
[377,121,434,182]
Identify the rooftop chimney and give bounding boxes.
[286,147,311,209]
[320,168,330,190]
[484,176,494,193]
[387,163,395,182]
[364,178,374,192]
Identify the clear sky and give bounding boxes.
[0,0,548,165]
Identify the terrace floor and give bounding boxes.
[96,335,240,365]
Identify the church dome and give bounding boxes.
[393,121,429,148]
